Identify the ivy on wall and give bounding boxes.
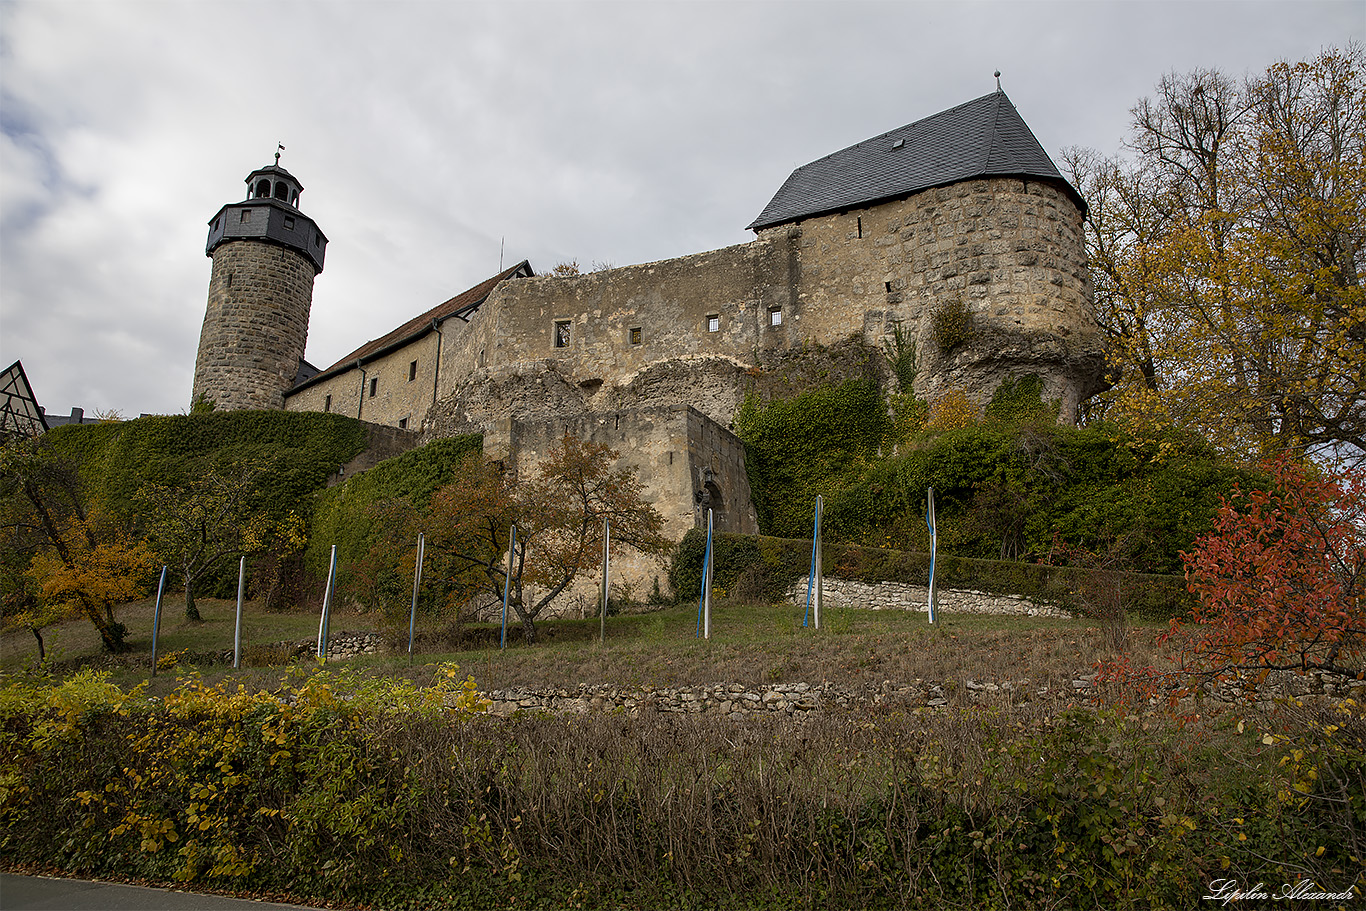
[306,433,483,581]
[736,377,893,539]
[46,411,370,526]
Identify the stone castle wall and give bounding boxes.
[424,177,1102,438]
[765,177,1102,419]
[483,405,757,540]
[194,242,315,411]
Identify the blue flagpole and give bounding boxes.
[150,566,167,676]
[696,510,713,638]
[803,496,822,628]
[408,532,424,663]
[925,488,938,624]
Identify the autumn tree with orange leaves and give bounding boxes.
[424,433,670,643]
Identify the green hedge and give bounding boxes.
[669,531,1195,621]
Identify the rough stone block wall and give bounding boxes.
[758,178,1104,419]
[789,578,1069,618]
[685,407,758,535]
[438,239,797,395]
[487,405,754,540]
[194,241,315,411]
[423,177,1100,435]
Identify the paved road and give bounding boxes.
[0,874,325,910]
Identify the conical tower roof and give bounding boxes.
[748,91,1084,231]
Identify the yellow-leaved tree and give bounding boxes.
[1068,47,1364,462]
[1,438,155,653]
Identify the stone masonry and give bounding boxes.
[194,241,315,411]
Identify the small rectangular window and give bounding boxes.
[629,327,642,345]
[707,315,720,333]
[769,307,783,326]
[398,417,408,430]
[856,216,863,238]
[369,377,378,398]
[408,360,417,381]
[323,394,331,413]
[554,320,571,348]
[240,209,251,223]
[284,216,295,230]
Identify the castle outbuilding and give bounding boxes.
[198,90,1104,551]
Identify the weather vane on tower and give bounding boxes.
[275,142,285,166]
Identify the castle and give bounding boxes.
[194,91,1105,546]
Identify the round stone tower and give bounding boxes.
[192,157,327,411]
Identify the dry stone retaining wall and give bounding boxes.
[789,578,1070,618]
[482,675,1366,719]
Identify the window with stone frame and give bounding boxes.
[554,320,571,348]
[707,314,720,333]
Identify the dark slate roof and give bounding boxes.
[286,260,534,396]
[748,91,1084,231]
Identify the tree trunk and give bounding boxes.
[81,599,128,652]
[30,626,45,664]
[520,613,536,644]
[184,571,201,622]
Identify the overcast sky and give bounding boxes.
[1,1,1360,419]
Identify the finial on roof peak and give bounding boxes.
[275,142,285,166]
[994,71,1002,92]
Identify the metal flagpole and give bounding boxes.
[814,495,823,630]
[925,488,938,624]
[150,566,167,677]
[501,525,517,649]
[696,509,714,639]
[408,532,424,663]
[317,545,336,661]
[232,556,246,669]
[600,518,609,643]
[804,496,824,629]
[703,509,714,639]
